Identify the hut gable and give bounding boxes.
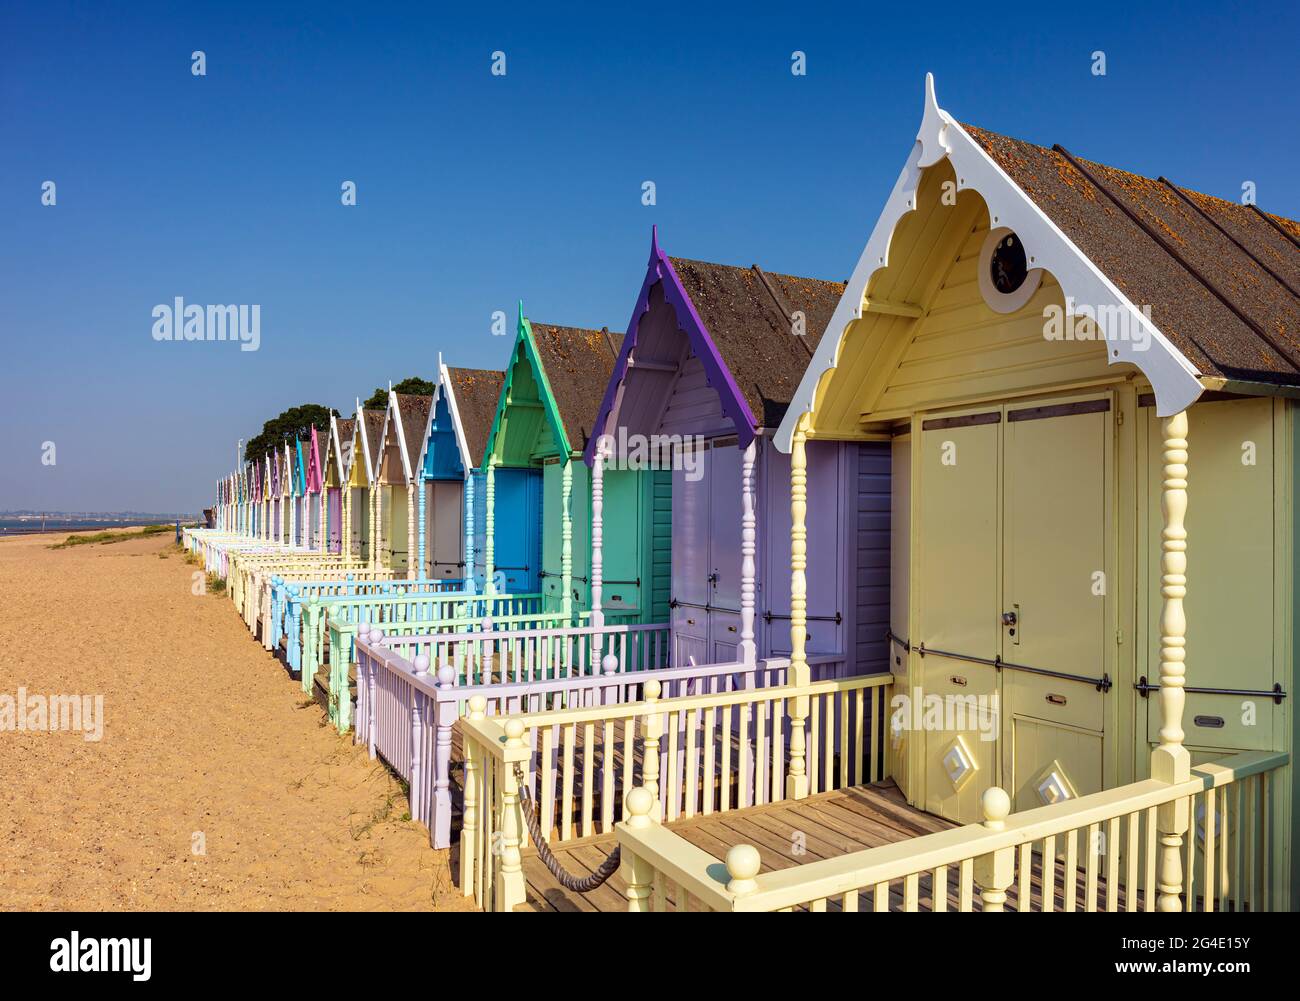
[777,74,1300,449]
[382,391,434,483]
[586,230,845,461]
[485,308,620,466]
[305,426,323,493]
[447,366,504,469]
[529,322,623,452]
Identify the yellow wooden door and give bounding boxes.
[1002,397,1111,814]
[917,411,1001,821]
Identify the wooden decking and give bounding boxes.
[519,781,953,912]
[513,781,1155,913]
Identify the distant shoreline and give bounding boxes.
[0,520,184,538]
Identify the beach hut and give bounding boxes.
[414,358,505,586]
[346,405,385,566]
[378,389,434,578]
[304,426,324,551]
[770,74,1298,900]
[587,231,889,667]
[480,306,669,622]
[292,437,308,548]
[262,452,274,542]
[282,441,295,546]
[323,415,355,555]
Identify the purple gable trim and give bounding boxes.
[582,227,758,465]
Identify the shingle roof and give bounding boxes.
[447,367,504,468]
[668,257,847,427]
[360,409,385,477]
[529,323,624,450]
[964,124,1300,386]
[394,393,433,476]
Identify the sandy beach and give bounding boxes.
[0,530,469,911]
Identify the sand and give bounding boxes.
[0,530,471,911]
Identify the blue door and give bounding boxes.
[491,467,542,592]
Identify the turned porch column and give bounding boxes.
[417,474,427,581]
[369,483,378,570]
[1154,410,1192,912]
[288,486,296,549]
[463,473,476,594]
[590,441,606,631]
[786,416,810,800]
[561,458,573,620]
[739,439,757,668]
[484,460,496,595]
[407,478,417,580]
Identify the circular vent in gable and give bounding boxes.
[978,227,1043,313]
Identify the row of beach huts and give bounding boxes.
[186,78,1299,913]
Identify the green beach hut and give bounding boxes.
[480,306,671,624]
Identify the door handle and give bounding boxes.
[1001,611,1018,626]
[708,572,719,585]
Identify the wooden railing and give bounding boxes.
[615,749,1289,913]
[311,593,567,684]
[382,620,671,687]
[353,621,672,848]
[459,668,891,910]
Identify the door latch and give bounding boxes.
[1001,610,1018,626]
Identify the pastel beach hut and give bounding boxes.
[767,75,1300,901]
[587,230,890,669]
[377,388,434,577]
[413,358,505,586]
[346,405,386,566]
[282,440,296,546]
[323,414,355,554]
[304,425,325,551]
[261,451,274,541]
[293,436,309,547]
[480,306,671,622]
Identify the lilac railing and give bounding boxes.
[354,623,852,850]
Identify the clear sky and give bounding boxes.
[2,0,1297,512]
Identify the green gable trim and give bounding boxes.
[481,302,573,472]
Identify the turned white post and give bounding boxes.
[342,487,352,559]
[974,787,1014,912]
[417,474,427,581]
[369,482,379,570]
[1155,410,1192,912]
[464,472,476,594]
[407,477,417,580]
[740,438,757,668]
[786,418,811,800]
[591,440,607,648]
[288,481,296,548]
[319,489,328,554]
[561,458,573,620]
[484,461,497,596]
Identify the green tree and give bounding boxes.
[244,404,338,463]
[363,376,435,410]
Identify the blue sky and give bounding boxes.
[2,0,1297,512]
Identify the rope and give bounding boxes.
[513,764,621,892]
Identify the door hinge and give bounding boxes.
[1116,628,1123,645]
[1116,410,1124,426]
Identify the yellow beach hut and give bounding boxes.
[771,75,1298,906]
